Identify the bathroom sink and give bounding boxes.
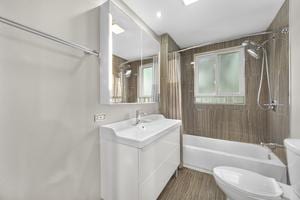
[100,114,181,148]
[101,114,181,200]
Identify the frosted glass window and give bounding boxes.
[194,47,245,105]
[142,67,153,96]
[197,55,216,95]
[219,52,240,93]
[139,63,153,98]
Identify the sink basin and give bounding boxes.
[100,114,181,148]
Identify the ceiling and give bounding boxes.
[123,0,285,48]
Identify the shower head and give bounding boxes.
[242,40,261,59]
[124,69,132,78]
[247,48,260,59]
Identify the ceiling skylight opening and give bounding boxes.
[112,24,125,35]
[182,0,199,6]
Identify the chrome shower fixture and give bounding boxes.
[242,40,262,59]
[240,27,289,111]
[241,40,250,47]
[247,48,261,59]
[242,27,289,60]
[280,27,289,34]
[241,40,259,47]
[124,69,132,78]
[243,40,272,110]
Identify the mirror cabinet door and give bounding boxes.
[111,2,142,103]
[100,1,160,104]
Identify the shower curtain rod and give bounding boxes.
[176,27,288,53]
[0,16,100,57]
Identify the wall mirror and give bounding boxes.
[100,0,160,104]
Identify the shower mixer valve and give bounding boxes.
[264,100,284,112]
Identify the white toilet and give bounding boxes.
[213,139,300,200]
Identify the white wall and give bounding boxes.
[0,0,158,199]
[290,0,300,139]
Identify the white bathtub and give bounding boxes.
[183,135,287,183]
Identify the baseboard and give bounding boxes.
[183,164,213,175]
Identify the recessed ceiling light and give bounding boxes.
[182,0,199,6]
[156,11,162,18]
[112,24,125,35]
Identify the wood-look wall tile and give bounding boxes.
[180,35,269,144]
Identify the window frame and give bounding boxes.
[138,63,154,98]
[194,46,245,102]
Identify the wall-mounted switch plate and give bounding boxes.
[94,113,106,122]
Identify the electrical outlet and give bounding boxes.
[94,113,106,122]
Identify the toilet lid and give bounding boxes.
[213,167,283,199]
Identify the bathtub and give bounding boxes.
[183,135,287,183]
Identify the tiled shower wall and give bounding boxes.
[267,0,289,145]
[180,35,269,144]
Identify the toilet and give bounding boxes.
[213,139,300,200]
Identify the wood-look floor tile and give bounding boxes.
[158,168,226,200]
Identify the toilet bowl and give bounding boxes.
[213,139,300,200]
[213,166,298,200]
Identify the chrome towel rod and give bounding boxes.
[0,16,100,57]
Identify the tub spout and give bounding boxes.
[260,142,285,150]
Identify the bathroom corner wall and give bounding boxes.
[160,34,180,117]
[267,0,290,145]
[290,0,300,139]
[180,35,269,144]
[0,0,158,199]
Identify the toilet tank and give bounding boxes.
[284,139,300,197]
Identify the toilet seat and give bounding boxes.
[213,166,283,200]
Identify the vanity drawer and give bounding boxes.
[139,127,180,183]
[138,126,180,200]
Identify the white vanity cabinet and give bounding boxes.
[100,114,181,200]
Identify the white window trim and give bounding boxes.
[194,46,245,98]
[138,63,153,98]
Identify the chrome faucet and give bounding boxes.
[135,110,147,125]
[260,142,285,150]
